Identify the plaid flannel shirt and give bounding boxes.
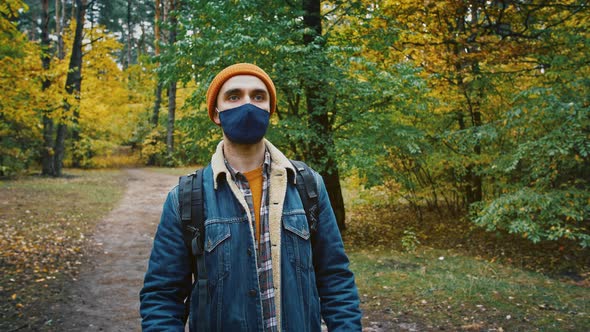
[225,150,277,331]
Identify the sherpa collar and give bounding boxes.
[211,139,296,190]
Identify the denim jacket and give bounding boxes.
[140,140,362,331]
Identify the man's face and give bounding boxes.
[213,75,270,125]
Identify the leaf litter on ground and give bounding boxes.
[0,169,126,330]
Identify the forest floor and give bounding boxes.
[1,168,588,331]
[1,169,176,331]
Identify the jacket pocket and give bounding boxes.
[204,222,231,282]
[283,212,312,270]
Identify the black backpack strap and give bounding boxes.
[178,169,208,330]
[179,173,196,252]
[290,160,319,235]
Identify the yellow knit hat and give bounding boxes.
[206,63,276,122]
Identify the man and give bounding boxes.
[140,63,362,331]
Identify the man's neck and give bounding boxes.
[223,138,266,173]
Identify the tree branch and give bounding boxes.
[82,36,104,48]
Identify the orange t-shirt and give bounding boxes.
[243,166,263,245]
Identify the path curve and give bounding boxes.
[54,168,178,331]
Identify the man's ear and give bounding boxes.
[213,108,221,126]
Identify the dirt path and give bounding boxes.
[52,168,178,331]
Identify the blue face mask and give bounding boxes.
[218,103,270,144]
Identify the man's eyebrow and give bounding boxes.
[251,89,268,95]
[222,88,242,96]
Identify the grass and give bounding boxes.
[343,178,589,330]
[349,246,589,331]
[0,169,127,330]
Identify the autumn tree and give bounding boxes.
[2,0,147,174]
[22,0,87,175]
[354,0,590,246]
[16,0,67,176]
[77,27,145,167]
[0,0,44,176]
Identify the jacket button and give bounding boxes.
[249,289,257,297]
[247,248,253,256]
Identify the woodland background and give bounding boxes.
[1,0,590,330]
[2,0,588,246]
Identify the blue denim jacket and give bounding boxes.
[140,141,361,331]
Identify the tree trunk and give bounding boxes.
[152,83,162,126]
[42,116,55,175]
[302,0,346,231]
[466,107,483,204]
[450,6,484,207]
[67,0,86,167]
[52,0,67,176]
[167,81,176,159]
[54,123,67,176]
[58,0,65,59]
[147,0,163,166]
[40,0,55,176]
[65,0,87,169]
[154,0,161,55]
[468,13,484,205]
[148,82,163,166]
[166,0,177,163]
[125,0,133,69]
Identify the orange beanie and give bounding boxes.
[206,63,276,122]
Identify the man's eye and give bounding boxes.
[254,95,265,101]
[228,95,239,101]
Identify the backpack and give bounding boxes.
[177,160,319,328]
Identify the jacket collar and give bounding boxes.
[211,138,296,189]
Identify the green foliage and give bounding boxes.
[166,0,387,175]
[401,228,420,253]
[472,188,589,246]
[472,76,590,247]
[174,110,221,166]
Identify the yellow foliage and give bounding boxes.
[140,128,167,163]
[71,24,145,159]
[0,0,44,171]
